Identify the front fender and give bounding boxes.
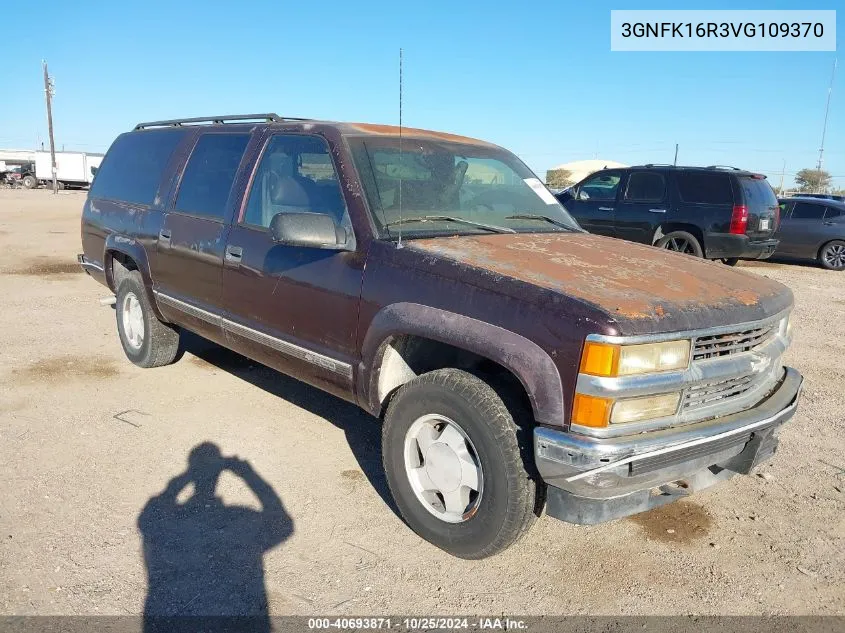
[359,302,565,427]
[103,234,164,321]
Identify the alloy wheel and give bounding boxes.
[121,292,145,350]
[823,244,845,269]
[403,414,483,523]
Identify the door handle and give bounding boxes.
[649,209,667,214]
[225,245,243,263]
[824,221,834,226]
[598,206,614,211]
[159,229,171,240]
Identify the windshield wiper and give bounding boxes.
[383,215,516,234]
[505,214,580,231]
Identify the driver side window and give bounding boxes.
[577,171,621,201]
[243,134,349,229]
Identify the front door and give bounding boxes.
[613,170,668,244]
[221,133,364,399]
[154,131,252,340]
[563,170,623,236]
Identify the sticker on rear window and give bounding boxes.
[524,178,559,205]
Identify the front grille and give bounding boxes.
[682,373,756,411]
[692,323,778,361]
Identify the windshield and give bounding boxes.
[348,137,581,238]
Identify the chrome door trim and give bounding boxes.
[152,290,353,380]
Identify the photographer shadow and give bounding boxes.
[139,442,293,632]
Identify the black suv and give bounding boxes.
[556,165,780,264]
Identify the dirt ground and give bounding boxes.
[0,188,843,616]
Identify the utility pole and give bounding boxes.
[673,143,679,166]
[778,159,786,196]
[42,60,57,194]
[816,58,837,192]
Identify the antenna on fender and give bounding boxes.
[396,47,404,249]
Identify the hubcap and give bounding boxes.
[403,414,483,523]
[824,244,845,269]
[121,292,145,350]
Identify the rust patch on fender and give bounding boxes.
[408,233,786,320]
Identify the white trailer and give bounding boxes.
[31,151,104,189]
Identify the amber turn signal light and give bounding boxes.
[571,393,612,428]
[579,342,619,377]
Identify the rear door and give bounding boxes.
[736,175,779,240]
[776,201,826,257]
[154,131,252,340]
[562,170,623,236]
[613,170,668,244]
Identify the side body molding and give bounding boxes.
[359,302,566,427]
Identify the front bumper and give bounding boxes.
[705,234,778,260]
[535,366,802,525]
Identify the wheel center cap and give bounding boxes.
[425,442,462,492]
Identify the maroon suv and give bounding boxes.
[79,114,803,558]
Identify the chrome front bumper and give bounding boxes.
[535,367,803,525]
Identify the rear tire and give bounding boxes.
[382,368,540,559]
[721,258,740,266]
[819,240,845,271]
[655,231,704,257]
[115,271,181,367]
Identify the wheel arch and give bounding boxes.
[653,223,706,252]
[103,234,165,320]
[359,303,566,428]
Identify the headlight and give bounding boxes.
[611,393,681,424]
[579,339,691,377]
[781,314,792,339]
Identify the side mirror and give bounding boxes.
[269,212,348,249]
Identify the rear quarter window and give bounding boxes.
[90,130,184,205]
[675,172,733,204]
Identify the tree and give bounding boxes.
[832,188,845,197]
[794,168,832,193]
[546,168,574,189]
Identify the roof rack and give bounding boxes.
[133,113,310,130]
[705,165,742,171]
[642,163,674,168]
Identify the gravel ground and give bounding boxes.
[0,189,843,616]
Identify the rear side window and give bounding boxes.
[791,202,825,220]
[624,172,666,202]
[824,206,843,219]
[175,134,250,220]
[675,172,733,204]
[90,130,183,205]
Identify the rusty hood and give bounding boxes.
[407,232,792,335]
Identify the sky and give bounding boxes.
[0,0,841,189]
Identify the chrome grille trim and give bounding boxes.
[682,373,756,410]
[692,324,778,361]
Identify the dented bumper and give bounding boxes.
[535,367,802,525]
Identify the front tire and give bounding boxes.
[655,231,704,257]
[382,369,540,559]
[115,271,181,367]
[21,174,37,189]
[819,240,845,271]
[721,258,740,266]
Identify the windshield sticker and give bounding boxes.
[524,178,559,205]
